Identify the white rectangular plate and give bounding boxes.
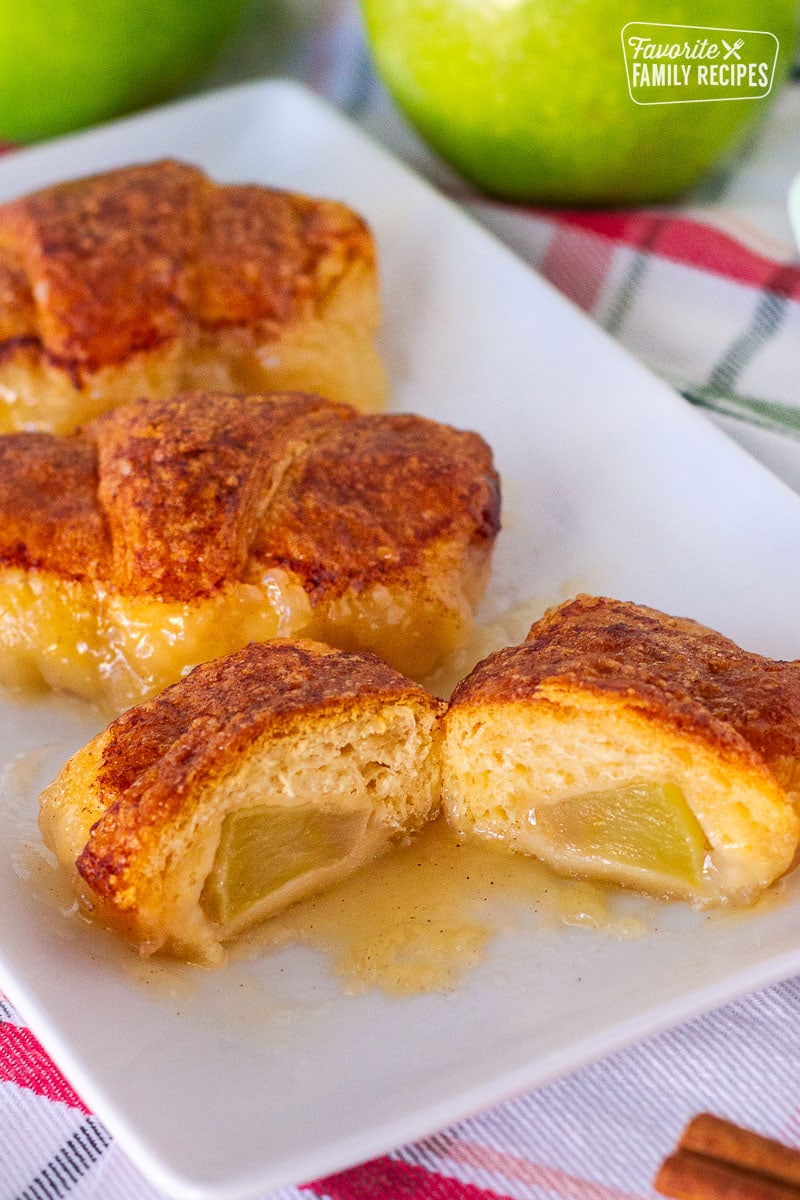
[3,81,800,1200]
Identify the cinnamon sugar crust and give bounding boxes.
[91,391,352,597]
[0,432,108,578]
[452,594,800,784]
[196,181,373,330]
[254,413,500,604]
[0,160,386,429]
[0,391,498,604]
[97,639,425,799]
[0,160,198,374]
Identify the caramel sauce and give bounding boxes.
[19,808,650,1001]
[1,745,52,815]
[233,818,647,996]
[18,591,793,1008]
[3,596,652,1003]
[4,745,85,926]
[11,837,78,916]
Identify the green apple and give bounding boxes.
[0,0,247,142]
[361,0,799,203]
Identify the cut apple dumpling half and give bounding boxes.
[0,389,499,711]
[443,595,800,905]
[39,639,445,964]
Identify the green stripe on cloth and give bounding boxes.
[602,215,671,337]
[683,386,800,440]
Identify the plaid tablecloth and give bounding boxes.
[3,3,800,1197]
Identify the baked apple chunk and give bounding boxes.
[0,390,499,711]
[443,595,800,905]
[39,639,445,963]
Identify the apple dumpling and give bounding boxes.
[0,159,387,432]
[0,389,500,710]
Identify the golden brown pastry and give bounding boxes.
[0,160,386,432]
[0,390,500,710]
[39,639,445,963]
[443,595,800,905]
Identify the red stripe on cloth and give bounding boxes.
[0,1022,89,1111]
[547,211,800,300]
[448,1141,648,1200]
[539,225,616,312]
[310,1155,516,1200]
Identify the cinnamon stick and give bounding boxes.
[679,1114,800,1188]
[655,1114,800,1200]
[656,1150,800,1200]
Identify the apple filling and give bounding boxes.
[0,563,469,712]
[533,781,710,889]
[201,805,371,931]
[0,567,310,713]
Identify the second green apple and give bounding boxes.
[361,0,798,204]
